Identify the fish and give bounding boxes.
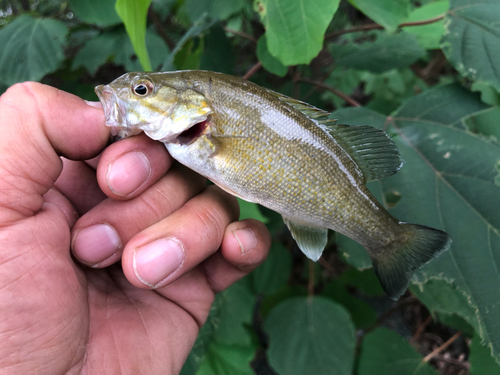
[95,70,452,300]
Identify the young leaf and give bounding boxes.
[115,0,152,72]
[257,36,287,77]
[68,0,121,27]
[256,0,340,65]
[347,0,411,32]
[470,333,500,375]
[402,1,449,50]
[0,15,67,86]
[330,32,426,73]
[264,296,355,375]
[358,328,438,375]
[442,0,500,91]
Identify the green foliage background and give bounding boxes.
[1,0,500,373]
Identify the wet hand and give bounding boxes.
[0,82,271,374]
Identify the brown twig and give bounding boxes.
[325,14,446,40]
[318,256,336,276]
[423,331,462,363]
[242,61,262,80]
[410,315,433,343]
[224,27,257,44]
[297,77,361,107]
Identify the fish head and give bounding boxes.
[95,72,213,143]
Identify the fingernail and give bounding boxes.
[233,228,257,254]
[72,224,122,265]
[107,152,151,196]
[133,238,185,287]
[85,100,102,108]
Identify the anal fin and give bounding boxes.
[283,217,328,261]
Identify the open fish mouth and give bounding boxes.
[176,115,211,145]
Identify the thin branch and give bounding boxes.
[423,331,462,363]
[242,61,262,80]
[224,27,257,44]
[325,14,446,40]
[297,77,361,107]
[410,315,433,343]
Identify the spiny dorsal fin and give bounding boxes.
[267,89,403,181]
[328,124,403,181]
[268,90,338,127]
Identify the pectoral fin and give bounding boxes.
[283,217,328,261]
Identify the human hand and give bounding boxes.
[0,83,271,374]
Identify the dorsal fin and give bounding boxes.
[266,89,403,181]
[267,90,338,127]
[328,124,404,181]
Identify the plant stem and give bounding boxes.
[308,260,315,298]
[297,78,361,107]
[242,61,262,80]
[325,14,446,40]
[224,28,257,44]
[423,331,462,363]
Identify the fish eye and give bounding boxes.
[132,80,154,97]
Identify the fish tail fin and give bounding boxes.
[370,223,452,300]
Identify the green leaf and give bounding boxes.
[195,342,256,375]
[257,36,287,77]
[264,296,355,375]
[465,106,500,140]
[200,25,234,75]
[330,32,426,73]
[402,1,449,50]
[410,278,479,333]
[442,0,500,91]
[470,333,500,375]
[212,279,256,346]
[161,13,216,71]
[115,0,152,71]
[321,280,377,329]
[334,84,500,363]
[73,28,169,74]
[182,0,246,22]
[347,0,411,31]
[0,15,67,86]
[250,242,292,295]
[238,198,269,223]
[256,0,340,65]
[174,38,204,71]
[358,328,438,375]
[68,0,121,26]
[337,266,385,297]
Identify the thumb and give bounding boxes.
[0,82,109,224]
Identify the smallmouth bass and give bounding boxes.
[95,70,451,300]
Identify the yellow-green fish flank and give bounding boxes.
[95,70,452,300]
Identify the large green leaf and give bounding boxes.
[358,328,438,375]
[68,0,121,26]
[333,84,500,363]
[182,0,246,22]
[0,15,67,86]
[330,32,426,73]
[200,25,235,75]
[250,242,292,295]
[264,296,355,375]
[403,1,449,50]
[470,333,500,375]
[73,28,169,74]
[195,342,256,375]
[256,0,340,65]
[257,36,287,77]
[115,0,152,71]
[442,0,500,91]
[347,0,410,31]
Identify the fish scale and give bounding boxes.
[96,70,452,300]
